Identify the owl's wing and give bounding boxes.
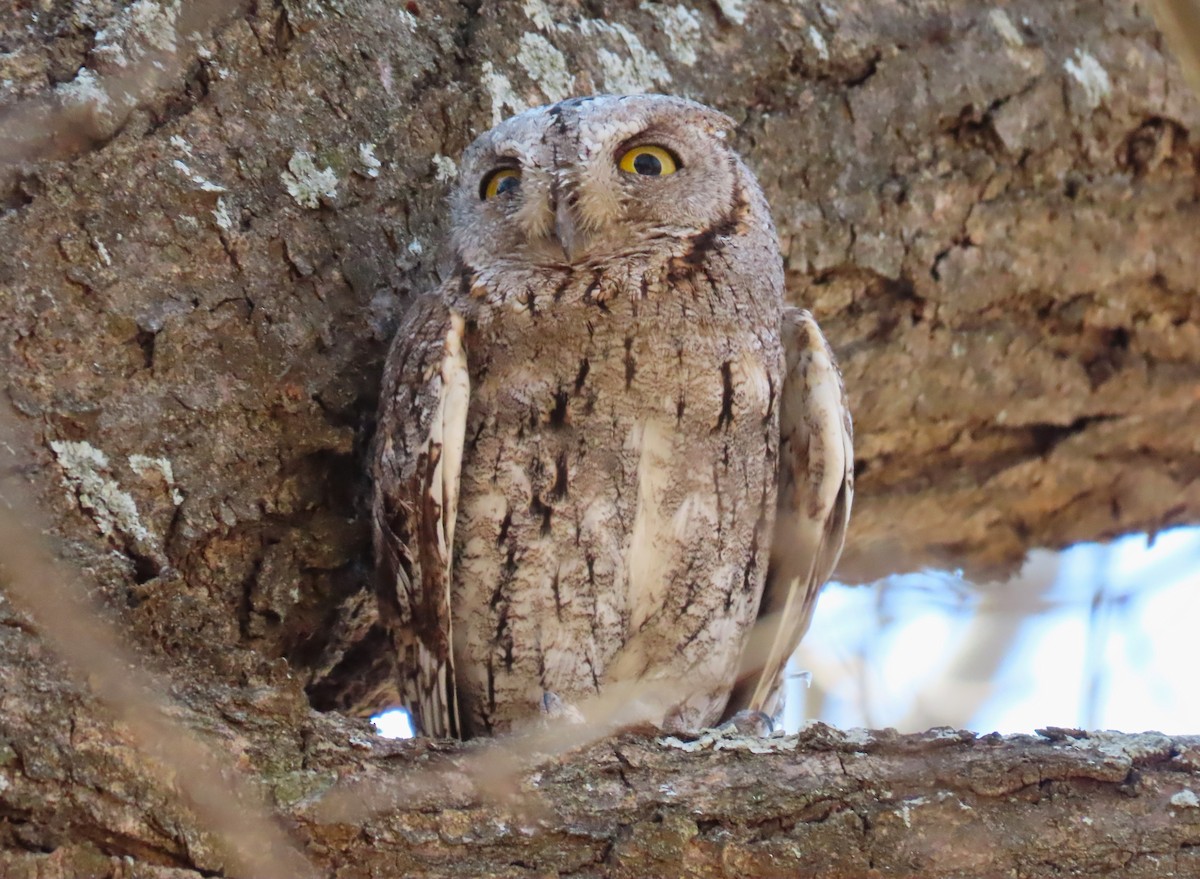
[371,294,469,738]
[735,307,854,719]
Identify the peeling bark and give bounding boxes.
[2,0,1200,875]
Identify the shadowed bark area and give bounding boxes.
[2,0,1200,875]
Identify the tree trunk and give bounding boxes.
[2,0,1199,875]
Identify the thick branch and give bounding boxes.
[3,664,1200,879]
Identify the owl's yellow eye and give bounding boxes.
[481,168,521,200]
[618,145,679,177]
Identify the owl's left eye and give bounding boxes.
[481,168,521,200]
[618,145,679,177]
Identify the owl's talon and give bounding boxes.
[540,691,585,725]
[719,709,775,737]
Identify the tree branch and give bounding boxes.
[4,667,1200,879]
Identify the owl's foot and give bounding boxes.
[658,710,783,753]
[718,709,775,737]
[540,691,585,725]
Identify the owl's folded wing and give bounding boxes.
[735,307,854,719]
[371,295,469,738]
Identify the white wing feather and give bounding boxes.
[742,307,854,717]
[372,296,469,738]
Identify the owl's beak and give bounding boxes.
[553,196,588,262]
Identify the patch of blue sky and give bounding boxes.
[798,525,1200,735]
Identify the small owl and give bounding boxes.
[372,94,852,738]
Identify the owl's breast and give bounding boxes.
[448,265,783,735]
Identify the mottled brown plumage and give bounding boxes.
[372,94,852,738]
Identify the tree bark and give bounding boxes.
[2,0,1200,876]
[4,638,1200,879]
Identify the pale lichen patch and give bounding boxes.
[517,32,575,102]
[580,20,671,93]
[838,727,877,749]
[660,726,800,753]
[988,9,1024,48]
[92,238,112,267]
[432,154,458,182]
[93,0,181,68]
[898,796,929,829]
[641,3,702,66]
[808,25,829,61]
[55,68,112,119]
[50,440,150,543]
[1081,730,1174,761]
[481,61,529,127]
[1171,789,1200,808]
[522,0,557,31]
[129,454,183,506]
[213,197,236,232]
[357,142,382,179]
[715,0,748,25]
[1064,49,1111,109]
[281,150,338,209]
[173,158,227,192]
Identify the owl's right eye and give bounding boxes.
[481,168,521,200]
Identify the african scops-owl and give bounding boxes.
[372,94,853,739]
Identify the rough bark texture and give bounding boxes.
[2,0,1200,876]
[4,649,1200,879]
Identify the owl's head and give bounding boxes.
[449,94,748,270]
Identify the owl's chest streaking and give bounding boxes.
[446,258,783,736]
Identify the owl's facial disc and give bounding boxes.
[451,95,740,270]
